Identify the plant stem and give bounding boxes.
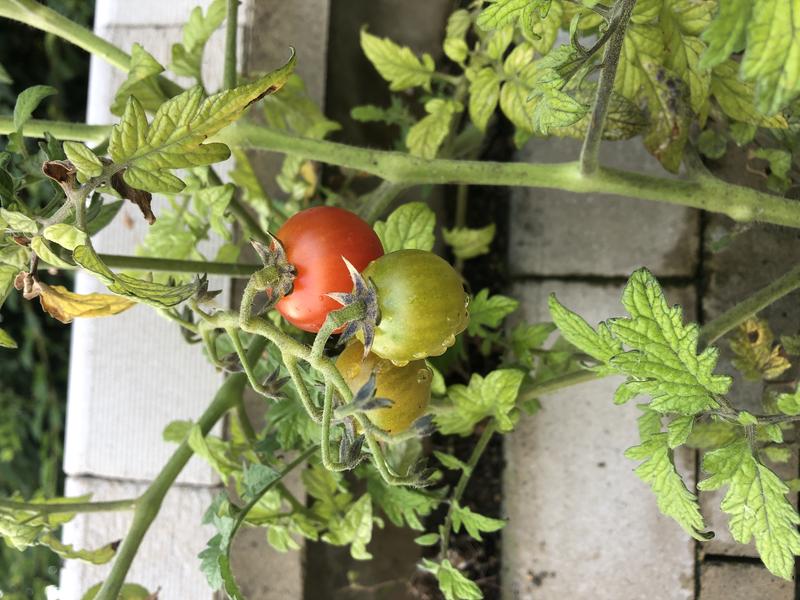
[0,0,182,97]
[95,338,268,600]
[37,254,260,277]
[699,264,800,347]
[439,421,497,558]
[359,181,412,224]
[223,0,239,91]
[453,183,469,272]
[217,125,800,229]
[0,116,110,144]
[517,369,604,406]
[0,497,137,514]
[579,0,637,175]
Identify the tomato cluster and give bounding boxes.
[272,206,469,434]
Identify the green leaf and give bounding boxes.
[442,224,495,260]
[511,322,556,367]
[467,289,518,337]
[444,9,471,63]
[551,88,647,141]
[700,0,749,69]
[242,463,279,501]
[548,294,622,363]
[777,387,800,416]
[729,122,757,146]
[31,237,73,269]
[420,559,483,600]
[699,439,800,580]
[73,244,202,308]
[367,472,440,530]
[262,74,340,139]
[40,535,116,565]
[711,60,788,128]
[406,98,463,159]
[450,501,506,540]
[530,87,587,135]
[0,328,17,349]
[500,76,537,132]
[414,533,440,546]
[764,446,792,464]
[740,0,800,114]
[477,0,550,35]
[469,68,501,132]
[373,202,435,252]
[433,450,469,472]
[81,583,153,600]
[434,369,524,435]
[63,141,103,179]
[108,52,295,194]
[0,208,37,234]
[609,269,732,414]
[170,0,227,80]
[321,494,376,560]
[667,415,695,448]
[187,424,239,479]
[526,0,562,54]
[360,29,435,91]
[13,85,57,131]
[625,429,710,540]
[685,419,740,449]
[111,43,169,116]
[87,200,124,236]
[751,149,793,196]
[697,129,727,159]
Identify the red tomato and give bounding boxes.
[275,206,384,332]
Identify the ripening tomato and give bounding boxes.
[361,249,469,365]
[275,206,384,332]
[336,340,431,435]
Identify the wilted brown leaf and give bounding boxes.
[42,160,77,193]
[111,171,156,224]
[730,318,791,381]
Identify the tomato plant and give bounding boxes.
[274,206,384,332]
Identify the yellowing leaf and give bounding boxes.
[360,29,435,91]
[729,318,791,381]
[36,283,134,323]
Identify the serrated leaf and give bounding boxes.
[625,431,709,540]
[360,29,435,91]
[373,202,435,252]
[469,68,501,132]
[548,294,622,363]
[13,85,57,131]
[777,388,800,416]
[170,0,226,80]
[321,494,376,560]
[729,318,791,381]
[710,60,788,128]
[451,501,505,541]
[530,87,587,135]
[63,141,103,179]
[108,52,295,193]
[699,439,800,579]
[367,473,440,530]
[477,0,550,34]
[242,463,279,501]
[511,322,556,367]
[420,559,483,600]
[700,0,750,69]
[73,244,202,308]
[685,419,740,449]
[434,369,524,435]
[111,43,169,116]
[433,450,469,472]
[262,74,340,140]
[467,289,518,337]
[667,415,695,448]
[525,0,562,54]
[551,88,647,141]
[30,237,74,269]
[740,0,800,115]
[442,224,495,260]
[406,98,463,159]
[609,269,731,415]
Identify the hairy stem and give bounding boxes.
[217,125,800,229]
[699,264,800,347]
[36,253,260,277]
[0,117,110,144]
[439,421,497,558]
[95,338,267,600]
[0,497,137,514]
[579,0,637,175]
[517,369,604,407]
[223,0,239,91]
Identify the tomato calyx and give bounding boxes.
[327,258,379,355]
[250,236,296,304]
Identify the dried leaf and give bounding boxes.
[34,282,135,323]
[730,318,791,381]
[111,171,155,224]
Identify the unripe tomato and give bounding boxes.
[275,206,384,332]
[336,341,432,435]
[362,249,469,365]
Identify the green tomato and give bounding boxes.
[362,249,469,365]
[336,340,431,435]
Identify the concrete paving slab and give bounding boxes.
[502,280,697,600]
[699,561,793,599]
[509,138,699,278]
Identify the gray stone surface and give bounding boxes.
[509,138,699,278]
[699,561,794,599]
[502,281,697,600]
